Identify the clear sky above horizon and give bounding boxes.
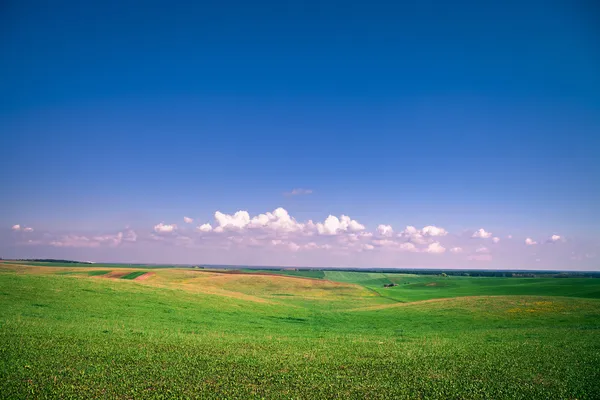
[1,0,599,269]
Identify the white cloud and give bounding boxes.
[214,210,250,231]
[197,223,213,232]
[404,226,419,235]
[370,239,417,252]
[426,242,446,254]
[399,242,417,252]
[400,226,428,244]
[398,225,447,244]
[183,216,194,224]
[228,236,244,244]
[288,242,300,252]
[304,241,350,251]
[212,208,307,233]
[476,247,489,253]
[507,235,513,239]
[269,239,300,252]
[450,247,463,253]
[93,232,124,247]
[472,228,492,239]
[377,224,394,236]
[154,223,177,233]
[525,237,537,245]
[27,229,135,248]
[550,234,561,242]
[284,188,313,196]
[421,226,448,237]
[492,237,500,244]
[410,234,428,245]
[12,224,34,232]
[249,208,305,233]
[341,215,366,232]
[316,215,365,235]
[362,244,375,251]
[50,235,100,248]
[372,239,397,247]
[345,234,360,242]
[123,230,137,242]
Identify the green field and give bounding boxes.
[1,262,599,399]
[119,271,149,280]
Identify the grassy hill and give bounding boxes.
[1,263,599,398]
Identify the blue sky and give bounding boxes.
[1,0,599,269]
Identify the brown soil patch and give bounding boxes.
[425,282,439,286]
[134,272,154,281]
[101,271,130,279]
[192,269,328,282]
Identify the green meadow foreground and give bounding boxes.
[1,263,600,399]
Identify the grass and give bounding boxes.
[1,264,599,398]
[247,269,327,279]
[120,271,148,280]
[321,271,600,302]
[55,270,111,277]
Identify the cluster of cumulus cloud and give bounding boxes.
[157,208,367,236]
[9,207,566,261]
[144,207,566,258]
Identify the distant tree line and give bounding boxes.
[272,268,600,279]
[200,264,600,279]
[10,259,92,264]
